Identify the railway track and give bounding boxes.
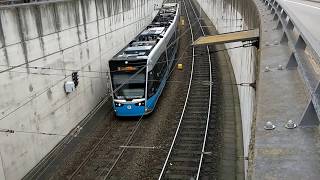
[24,97,145,180]
[25,0,226,179]
[67,116,143,180]
[158,0,219,179]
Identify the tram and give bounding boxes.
[109,3,180,117]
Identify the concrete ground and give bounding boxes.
[251,0,320,179]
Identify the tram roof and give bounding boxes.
[140,27,165,36]
[111,3,178,62]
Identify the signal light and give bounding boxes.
[72,72,79,88]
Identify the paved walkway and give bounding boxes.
[252,0,320,179]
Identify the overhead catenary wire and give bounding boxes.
[0,10,158,74]
[0,15,198,74]
[0,19,201,121]
[0,1,253,139]
[0,29,251,134]
[0,18,201,119]
[0,41,253,79]
[0,2,187,178]
[0,44,186,138]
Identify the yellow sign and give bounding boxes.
[180,17,185,26]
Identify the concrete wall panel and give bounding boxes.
[0,0,163,179]
[5,44,25,66]
[39,5,56,35]
[18,7,39,40]
[26,39,43,60]
[42,34,60,55]
[0,9,20,45]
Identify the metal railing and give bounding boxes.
[261,0,320,126]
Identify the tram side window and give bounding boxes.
[147,71,156,98]
[157,52,168,80]
[167,32,176,60]
[147,52,167,98]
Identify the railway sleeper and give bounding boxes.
[192,77,210,81]
[166,167,199,176]
[193,69,210,73]
[187,96,210,101]
[194,64,210,68]
[179,131,205,136]
[164,174,197,180]
[176,142,204,149]
[181,116,208,122]
[176,119,207,125]
[180,124,206,129]
[190,87,210,91]
[190,84,210,88]
[185,106,209,110]
[186,102,210,107]
[179,136,204,141]
[178,120,207,125]
[181,127,205,133]
[193,71,210,74]
[180,121,207,127]
[180,127,206,133]
[187,99,210,104]
[166,165,198,174]
[171,152,202,160]
[184,111,209,115]
[189,91,210,95]
[191,81,210,85]
[194,48,208,52]
[172,149,203,155]
[174,142,203,149]
[194,65,210,68]
[171,157,201,163]
[190,85,210,89]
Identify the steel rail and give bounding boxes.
[158,0,213,178]
[68,120,121,179]
[186,0,212,179]
[158,0,196,178]
[101,114,144,179]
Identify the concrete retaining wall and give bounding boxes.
[0,0,162,179]
[195,0,259,172]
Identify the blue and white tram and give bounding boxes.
[109,3,180,117]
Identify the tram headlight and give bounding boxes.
[135,101,145,106]
[115,102,123,107]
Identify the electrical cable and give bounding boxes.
[0,41,253,78]
[0,3,254,138]
[0,32,252,125]
[0,19,201,120]
[0,11,157,74]
[0,13,198,74]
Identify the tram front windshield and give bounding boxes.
[111,69,145,100]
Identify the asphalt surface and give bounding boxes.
[278,0,320,41]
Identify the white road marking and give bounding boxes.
[283,0,320,10]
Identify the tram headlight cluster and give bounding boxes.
[135,101,145,106]
[115,102,123,107]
